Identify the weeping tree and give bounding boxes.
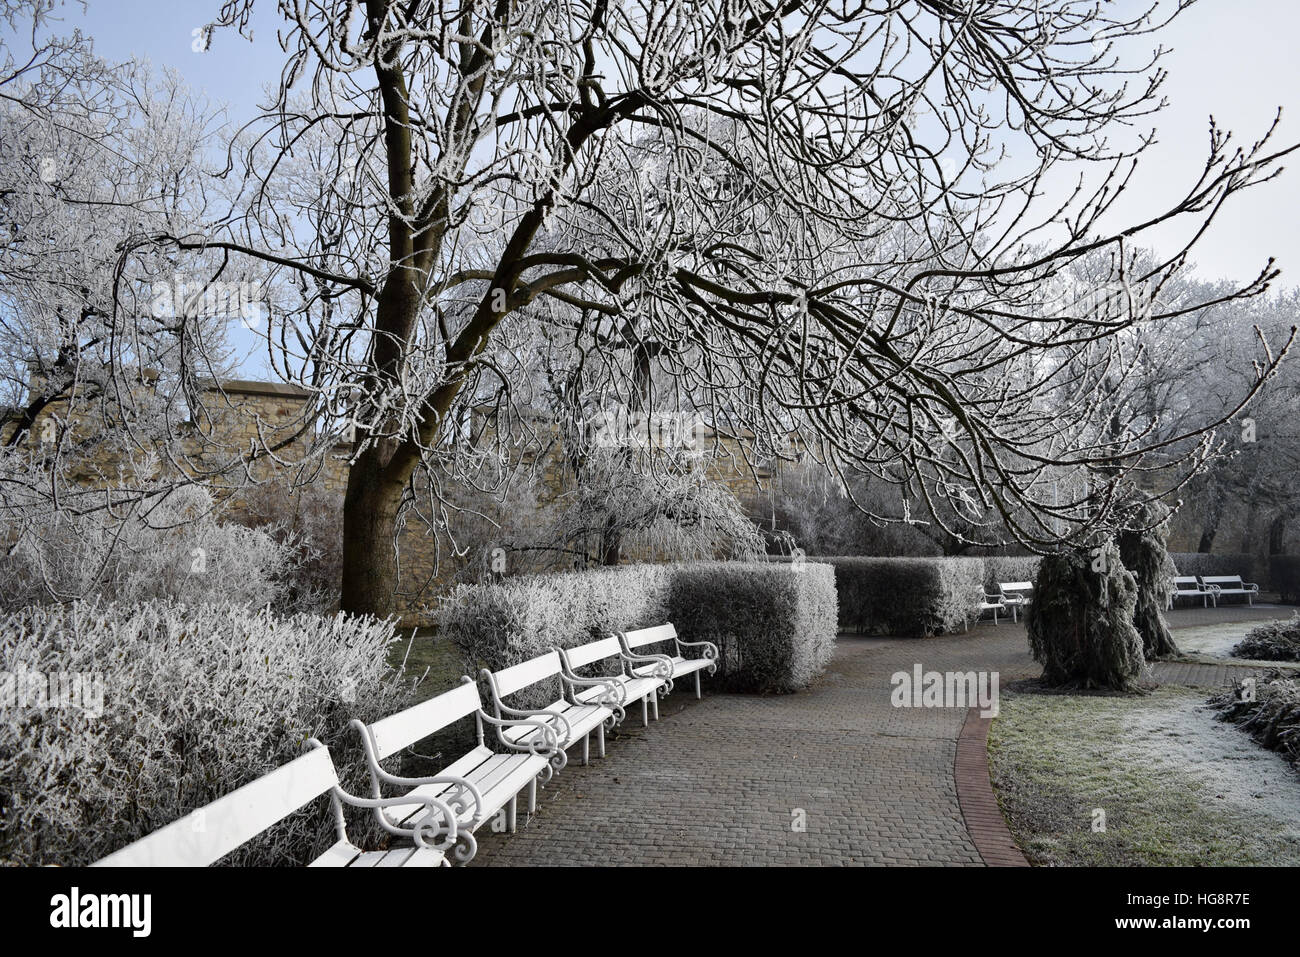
[1026,541,1145,692]
[1118,500,1180,659]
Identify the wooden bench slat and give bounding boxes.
[491,651,563,699]
[563,636,624,669]
[623,623,677,649]
[500,701,607,744]
[309,839,363,867]
[368,682,482,760]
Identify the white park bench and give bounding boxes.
[558,635,670,728]
[998,582,1034,622]
[481,650,620,767]
[350,677,563,861]
[1168,575,1217,608]
[94,740,456,867]
[619,623,718,700]
[970,590,1009,627]
[1200,575,1261,606]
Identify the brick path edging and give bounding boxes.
[954,708,1030,867]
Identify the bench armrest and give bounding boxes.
[476,710,568,777]
[675,637,719,675]
[310,736,480,863]
[344,721,485,828]
[337,789,474,859]
[1242,581,1260,591]
[620,648,674,682]
[676,637,719,659]
[558,668,628,717]
[557,657,628,703]
[485,699,574,744]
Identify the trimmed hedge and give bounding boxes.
[437,561,836,698]
[1269,556,1300,603]
[437,564,672,707]
[667,562,837,693]
[817,556,984,638]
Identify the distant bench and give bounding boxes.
[1200,575,1260,606]
[1169,576,1217,608]
[1168,574,1261,608]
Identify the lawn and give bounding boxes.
[388,628,470,702]
[988,684,1300,866]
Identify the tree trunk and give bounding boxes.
[340,445,404,618]
[1268,513,1289,555]
[600,511,622,566]
[1239,502,1257,553]
[1197,488,1222,553]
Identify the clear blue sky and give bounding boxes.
[32,0,1300,285]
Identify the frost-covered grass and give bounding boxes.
[1173,621,1266,659]
[989,685,1300,866]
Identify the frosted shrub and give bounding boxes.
[0,600,413,866]
[667,562,837,693]
[0,486,308,611]
[1232,614,1300,662]
[821,556,984,637]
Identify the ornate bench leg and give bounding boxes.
[597,722,605,758]
[641,695,649,727]
[582,731,590,766]
[528,778,537,814]
[694,671,702,699]
[508,794,518,833]
[651,690,660,720]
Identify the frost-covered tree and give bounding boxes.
[6,0,1294,618]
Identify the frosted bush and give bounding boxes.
[0,485,311,611]
[0,599,414,866]
[819,556,984,637]
[667,562,837,693]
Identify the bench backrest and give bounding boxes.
[94,746,338,867]
[563,636,624,669]
[999,581,1033,591]
[1201,575,1245,587]
[1172,576,1202,587]
[366,681,482,761]
[489,651,563,698]
[623,623,677,650]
